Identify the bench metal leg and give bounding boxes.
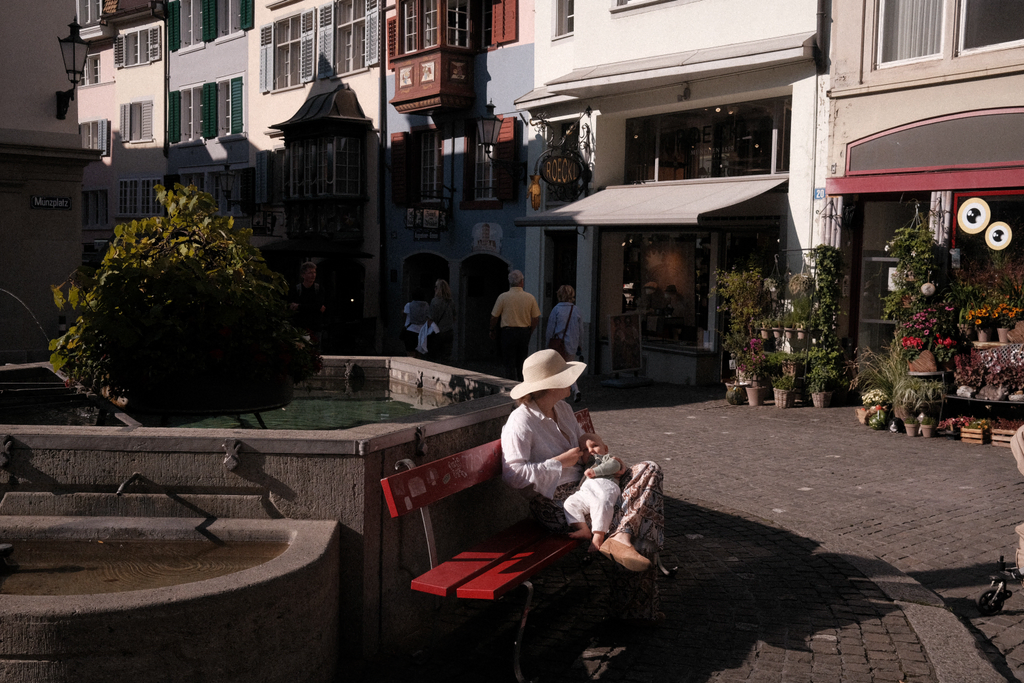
[513,580,535,683]
[655,552,678,578]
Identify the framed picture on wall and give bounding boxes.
[609,313,643,373]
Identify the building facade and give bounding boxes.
[0,2,100,362]
[516,0,832,385]
[382,0,535,363]
[827,0,1024,353]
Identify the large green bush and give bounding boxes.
[50,185,320,396]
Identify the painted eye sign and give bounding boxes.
[958,197,991,234]
[986,221,1012,250]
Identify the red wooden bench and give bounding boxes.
[380,408,597,683]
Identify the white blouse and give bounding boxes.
[501,399,585,499]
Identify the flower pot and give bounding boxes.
[796,329,807,340]
[772,327,783,339]
[773,388,795,408]
[811,391,832,408]
[920,424,935,438]
[760,328,770,340]
[905,423,920,437]
[998,327,1011,343]
[961,427,990,445]
[977,328,993,343]
[784,328,795,340]
[725,383,747,405]
[746,386,763,406]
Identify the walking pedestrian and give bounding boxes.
[545,284,583,402]
[288,262,326,348]
[428,279,455,362]
[489,270,540,381]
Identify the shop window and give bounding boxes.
[623,97,789,184]
[960,0,1024,52]
[610,232,712,347]
[877,0,943,64]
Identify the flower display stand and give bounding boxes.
[961,427,990,445]
[992,428,1015,448]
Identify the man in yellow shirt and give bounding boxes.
[489,270,541,381]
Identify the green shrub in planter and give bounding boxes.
[50,185,321,399]
[772,374,796,391]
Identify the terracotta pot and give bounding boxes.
[746,386,763,406]
[920,424,935,438]
[998,327,1011,343]
[977,328,993,342]
[905,423,920,437]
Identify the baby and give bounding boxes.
[564,440,626,553]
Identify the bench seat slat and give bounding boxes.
[381,440,503,518]
[410,519,552,597]
[455,534,579,600]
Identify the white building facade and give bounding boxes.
[517,0,832,384]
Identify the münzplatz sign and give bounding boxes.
[31,196,72,210]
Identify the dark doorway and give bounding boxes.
[461,254,509,361]
[548,232,578,310]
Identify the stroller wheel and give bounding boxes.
[977,588,1006,616]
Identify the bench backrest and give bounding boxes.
[380,408,593,519]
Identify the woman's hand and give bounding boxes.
[552,447,585,469]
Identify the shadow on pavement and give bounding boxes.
[356,497,936,683]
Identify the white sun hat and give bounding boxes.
[509,349,586,400]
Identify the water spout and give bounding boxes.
[115,472,144,496]
[0,288,51,346]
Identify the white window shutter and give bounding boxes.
[149,27,162,62]
[364,0,379,66]
[114,35,125,68]
[98,119,109,156]
[255,150,270,204]
[120,104,129,139]
[141,102,153,140]
[259,24,274,92]
[300,9,315,83]
[317,3,334,79]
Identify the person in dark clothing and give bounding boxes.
[288,262,326,346]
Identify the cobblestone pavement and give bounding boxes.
[358,366,1024,682]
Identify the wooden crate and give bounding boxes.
[992,428,1015,448]
[961,427,990,445]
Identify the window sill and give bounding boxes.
[214,31,245,46]
[610,0,702,15]
[270,83,306,95]
[215,133,249,143]
[173,138,207,148]
[177,42,206,56]
[124,138,156,145]
[552,32,573,43]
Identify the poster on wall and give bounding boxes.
[609,313,643,373]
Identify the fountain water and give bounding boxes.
[0,288,51,347]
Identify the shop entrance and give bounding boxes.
[461,254,509,362]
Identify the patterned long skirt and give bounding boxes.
[529,460,665,620]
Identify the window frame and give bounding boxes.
[82,189,108,228]
[180,0,204,48]
[117,177,162,217]
[419,129,443,202]
[218,0,243,37]
[181,85,204,142]
[121,101,154,143]
[554,0,574,38]
[82,55,101,86]
[79,0,102,26]
[876,0,944,67]
[957,0,1024,54]
[335,0,367,74]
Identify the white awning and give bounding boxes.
[516,176,788,227]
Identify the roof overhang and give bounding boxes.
[515,176,788,227]
[543,32,815,100]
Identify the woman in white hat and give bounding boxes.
[501,349,665,619]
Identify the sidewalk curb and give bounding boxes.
[802,529,1005,683]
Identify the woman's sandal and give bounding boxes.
[599,539,652,572]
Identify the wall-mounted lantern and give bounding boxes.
[476,101,527,186]
[56,19,90,120]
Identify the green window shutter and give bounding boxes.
[230,77,243,135]
[240,0,254,31]
[202,0,217,42]
[168,90,181,143]
[168,1,180,52]
[202,82,218,139]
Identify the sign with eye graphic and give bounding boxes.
[986,221,1012,250]
[958,197,990,234]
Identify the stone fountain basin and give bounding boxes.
[0,516,340,683]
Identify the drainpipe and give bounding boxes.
[150,0,169,159]
[378,5,393,346]
[815,0,828,76]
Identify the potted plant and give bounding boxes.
[880,209,940,323]
[806,362,840,408]
[961,418,992,445]
[50,185,322,412]
[919,415,937,438]
[897,303,964,372]
[714,268,769,341]
[772,373,797,408]
[905,417,921,437]
[891,374,945,424]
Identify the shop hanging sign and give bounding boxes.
[537,149,589,204]
[957,197,990,234]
